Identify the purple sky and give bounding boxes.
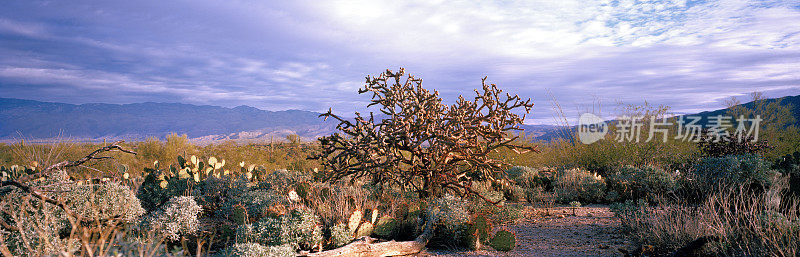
[1,0,799,124]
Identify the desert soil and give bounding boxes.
[423,204,631,257]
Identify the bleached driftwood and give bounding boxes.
[304,215,437,257]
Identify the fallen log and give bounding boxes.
[304,214,437,257]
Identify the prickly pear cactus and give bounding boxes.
[347,210,363,235]
[489,229,516,252]
[354,221,374,238]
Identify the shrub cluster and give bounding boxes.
[605,165,676,202]
[553,168,606,203]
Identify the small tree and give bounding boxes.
[312,68,536,203]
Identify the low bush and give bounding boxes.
[509,166,554,191]
[140,195,203,242]
[218,189,287,223]
[680,154,778,202]
[605,165,676,202]
[553,168,606,203]
[236,207,323,251]
[1,176,146,256]
[426,194,473,248]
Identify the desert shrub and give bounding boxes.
[304,182,378,228]
[140,195,203,242]
[236,207,322,251]
[605,165,677,202]
[193,175,251,216]
[328,223,352,248]
[63,182,146,223]
[313,69,535,203]
[681,154,778,202]
[510,166,554,191]
[219,189,287,223]
[257,169,311,193]
[1,177,146,256]
[214,243,294,257]
[773,151,800,205]
[426,194,473,248]
[137,169,195,212]
[698,134,771,157]
[612,175,800,256]
[553,168,606,203]
[473,203,524,225]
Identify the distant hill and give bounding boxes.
[0,98,337,143]
[526,94,800,142]
[1,95,798,143]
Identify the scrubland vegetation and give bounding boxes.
[1,71,799,256]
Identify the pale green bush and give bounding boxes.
[141,195,203,241]
[236,207,322,251]
[427,194,472,248]
[605,165,676,202]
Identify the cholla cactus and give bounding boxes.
[215,243,294,257]
[141,196,203,241]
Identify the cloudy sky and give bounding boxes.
[1,0,799,124]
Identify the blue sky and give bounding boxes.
[1,0,799,124]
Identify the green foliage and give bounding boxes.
[553,168,606,203]
[236,207,322,251]
[427,194,473,248]
[472,215,492,244]
[489,229,516,252]
[686,154,777,199]
[774,151,800,201]
[354,221,374,238]
[509,166,554,191]
[373,216,398,238]
[605,165,677,202]
[231,204,249,225]
[215,243,295,257]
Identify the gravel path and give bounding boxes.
[424,204,630,257]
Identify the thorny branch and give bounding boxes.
[0,140,137,224]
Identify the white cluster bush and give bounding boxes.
[141,195,203,241]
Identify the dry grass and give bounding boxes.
[614,174,800,256]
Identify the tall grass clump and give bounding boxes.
[613,175,800,256]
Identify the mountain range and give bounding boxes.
[1,95,799,143]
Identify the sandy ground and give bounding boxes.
[423,204,630,257]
